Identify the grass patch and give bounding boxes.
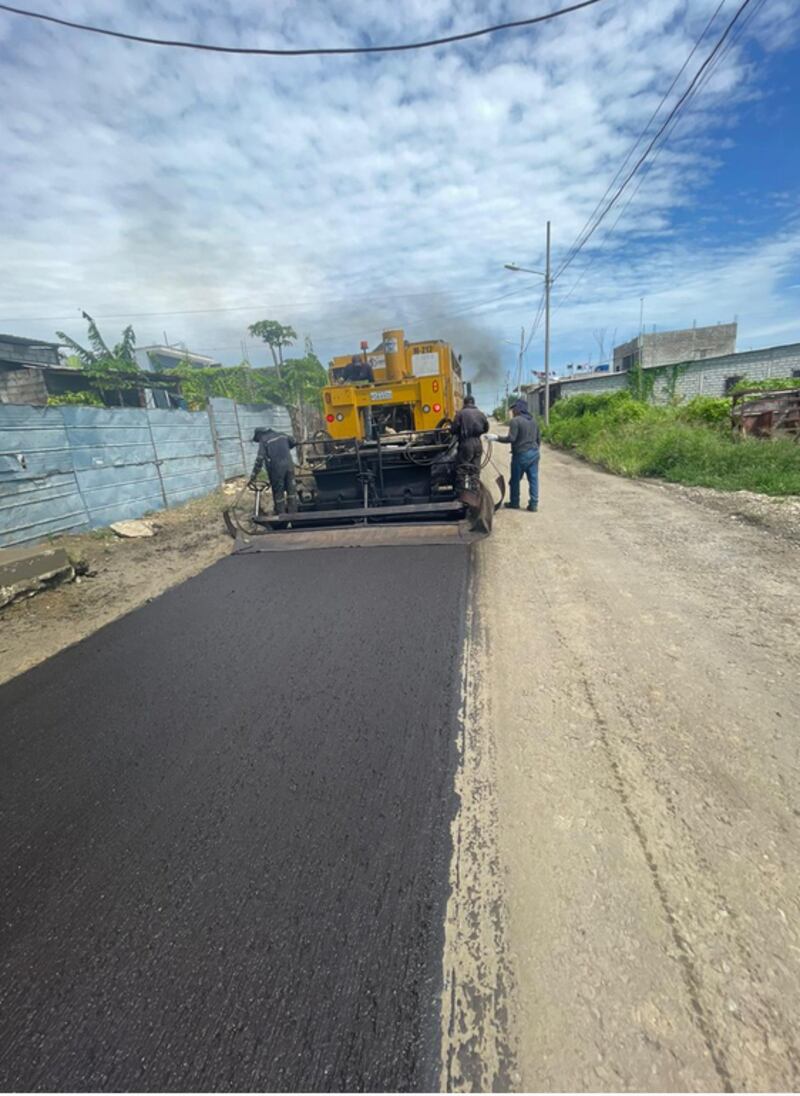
[544,391,800,496]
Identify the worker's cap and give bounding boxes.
[512,399,528,413]
[252,427,275,442]
[463,394,476,406]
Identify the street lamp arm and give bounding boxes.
[503,221,551,425]
[504,262,547,277]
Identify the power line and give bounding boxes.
[554,0,757,282]
[0,0,609,57]
[554,0,728,281]
[0,282,533,325]
[524,292,546,354]
[553,0,767,310]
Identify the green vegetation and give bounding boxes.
[47,391,104,407]
[544,390,800,496]
[51,313,325,426]
[57,312,142,381]
[491,393,521,421]
[55,312,150,404]
[174,350,326,418]
[731,376,800,394]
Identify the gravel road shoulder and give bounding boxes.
[476,443,799,1091]
[0,486,238,685]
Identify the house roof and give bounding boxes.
[523,370,608,391]
[0,333,62,348]
[138,345,219,366]
[0,360,181,386]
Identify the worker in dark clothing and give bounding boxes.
[342,355,375,383]
[249,427,298,514]
[452,395,489,490]
[491,399,540,511]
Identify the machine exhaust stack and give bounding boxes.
[383,328,405,382]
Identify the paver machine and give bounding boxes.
[226,327,503,550]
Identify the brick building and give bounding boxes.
[613,322,737,372]
[526,339,800,418]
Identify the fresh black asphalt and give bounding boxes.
[0,546,470,1091]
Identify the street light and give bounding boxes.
[504,221,552,424]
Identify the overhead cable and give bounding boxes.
[553,0,756,281]
[0,0,608,56]
[553,0,767,308]
[554,0,728,281]
[0,283,532,326]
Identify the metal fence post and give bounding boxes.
[232,400,249,477]
[206,401,225,486]
[145,409,169,508]
[62,405,93,531]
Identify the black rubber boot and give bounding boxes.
[504,502,519,510]
[527,504,538,512]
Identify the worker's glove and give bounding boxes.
[485,433,499,441]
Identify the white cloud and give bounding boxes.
[0,0,798,406]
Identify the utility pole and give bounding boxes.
[544,220,552,425]
[517,325,525,393]
[504,219,552,422]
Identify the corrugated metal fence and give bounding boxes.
[0,398,291,549]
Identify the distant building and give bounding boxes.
[0,333,183,408]
[0,334,63,404]
[135,345,220,373]
[612,322,737,373]
[525,338,800,420]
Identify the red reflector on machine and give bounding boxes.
[326,413,335,423]
[433,403,441,414]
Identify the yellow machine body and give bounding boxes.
[323,328,464,440]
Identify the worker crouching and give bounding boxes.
[249,427,298,515]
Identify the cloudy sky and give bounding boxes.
[1,0,799,404]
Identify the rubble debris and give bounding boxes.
[0,545,75,609]
[110,519,158,538]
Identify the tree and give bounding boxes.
[56,311,146,405]
[57,311,138,375]
[261,350,327,438]
[247,320,297,375]
[491,393,518,421]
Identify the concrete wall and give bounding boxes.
[0,366,48,406]
[0,397,291,548]
[613,323,737,372]
[528,342,800,416]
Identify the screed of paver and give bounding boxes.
[0,546,469,1092]
[480,444,800,1092]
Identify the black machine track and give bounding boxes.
[0,547,469,1091]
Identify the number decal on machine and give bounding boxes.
[369,390,393,401]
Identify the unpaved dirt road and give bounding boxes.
[471,445,800,1092]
